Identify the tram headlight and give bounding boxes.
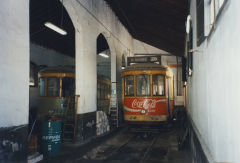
[141,109,146,114]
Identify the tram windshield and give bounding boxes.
[47,77,60,96]
[39,78,45,96]
[136,75,150,96]
[124,76,134,96]
[152,75,165,96]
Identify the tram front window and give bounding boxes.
[62,77,75,97]
[47,77,59,97]
[136,75,150,96]
[153,75,165,96]
[125,76,134,96]
[39,77,45,96]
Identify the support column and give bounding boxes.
[0,0,29,162]
[75,28,97,140]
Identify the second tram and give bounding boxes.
[37,67,111,119]
[38,66,75,120]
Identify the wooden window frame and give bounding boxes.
[209,0,229,33]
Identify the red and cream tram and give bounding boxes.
[122,63,174,124]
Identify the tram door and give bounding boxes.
[166,77,171,118]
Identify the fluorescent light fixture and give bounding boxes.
[99,53,109,58]
[29,81,35,86]
[44,22,67,35]
[186,15,191,34]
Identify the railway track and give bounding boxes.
[139,136,158,163]
[104,133,159,163]
[103,133,137,160]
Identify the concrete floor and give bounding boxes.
[41,126,192,163]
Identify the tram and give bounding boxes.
[37,66,111,119]
[122,63,174,124]
[37,66,75,120]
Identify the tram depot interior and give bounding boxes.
[0,0,239,163]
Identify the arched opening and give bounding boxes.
[29,0,76,147]
[96,33,111,135]
[97,34,111,79]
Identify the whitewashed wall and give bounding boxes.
[63,0,134,114]
[0,0,29,127]
[189,0,239,162]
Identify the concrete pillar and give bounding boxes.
[0,0,29,162]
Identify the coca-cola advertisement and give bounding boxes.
[123,97,167,116]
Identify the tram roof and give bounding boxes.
[123,63,167,71]
[39,66,75,74]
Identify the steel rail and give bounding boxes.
[104,134,137,160]
[139,136,158,163]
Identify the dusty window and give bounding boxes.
[207,0,228,37]
[39,77,45,96]
[47,77,59,97]
[124,76,134,96]
[97,83,100,99]
[215,0,226,14]
[136,75,150,96]
[153,75,165,96]
[100,84,104,99]
[197,0,205,45]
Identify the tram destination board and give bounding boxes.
[127,56,161,66]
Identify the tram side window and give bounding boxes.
[62,77,75,97]
[125,76,134,96]
[39,77,45,96]
[101,84,105,99]
[104,85,108,99]
[136,75,150,96]
[107,85,110,99]
[97,83,100,99]
[47,77,60,97]
[153,75,165,96]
